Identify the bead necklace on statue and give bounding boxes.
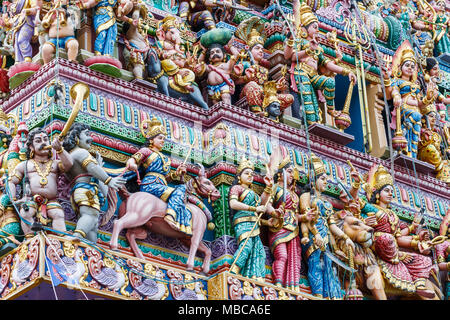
[31,159,53,187]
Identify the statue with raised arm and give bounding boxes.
[40,0,79,64]
[234,17,293,118]
[8,128,73,237]
[62,123,126,242]
[360,164,436,298]
[284,0,356,124]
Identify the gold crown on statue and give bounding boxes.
[159,15,178,32]
[278,156,292,171]
[247,28,265,48]
[399,48,417,67]
[140,116,167,139]
[300,3,318,27]
[310,153,327,177]
[365,164,394,199]
[237,155,255,175]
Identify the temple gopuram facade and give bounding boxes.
[0,0,448,301]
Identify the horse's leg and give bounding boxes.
[110,207,149,250]
[184,229,204,272]
[126,228,147,260]
[197,241,211,275]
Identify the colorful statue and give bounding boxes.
[196,41,241,105]
[119,2,152,80]
[7,128,73,237]
[125,117,191,234]
[285,0,356,125]
[6,0,42,63]
[361,164,436,299]
[385,41,427,158]
[40,0,79,64]
[62,123,126,242]
[148,15,208,109]
[418,107,450,184]
[423,57,450,121]
[228,157,267,281]
[435,208,449,299]
[80,0,132,56]
[0,118,25,256]
[109,116,220,273]
[298,153,347,299]
[263,157,312,291]
[234,17,294,117]
[178,0,219,31]
[433,0,450,57]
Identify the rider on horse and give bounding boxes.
[126,116,192,235]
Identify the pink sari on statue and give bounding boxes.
[268,186,302,291]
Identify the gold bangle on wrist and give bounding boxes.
[56,147,64,154]
[341,68,350,76]
[104,177,112,185]
[247,206,256,212]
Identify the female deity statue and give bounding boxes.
[299,153,349,299]
[423,57,450,121]
[433,0,450,57]
[126,116,191,235]
[234,17,293,117]
[262,157,313,292]
[284,0,356,125]
[360,164,435,298]
[228,157,267,281]
[384,41,429,158]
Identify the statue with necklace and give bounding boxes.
[7,128,74,237]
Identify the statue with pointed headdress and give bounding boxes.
[358,164,437,299]
[284,0,356,125]
[234,17,294,118]
[433,0,450,57]
[263,155,313,291]
[228,156,267,281]
[298,153,346,299]
[126,116,192,236]
[384,40,431,158]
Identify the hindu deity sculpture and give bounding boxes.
[418,106,450,184]
[155,16,198,95]
[79,0,133,56]
[360,164,436,298]
[7,128,73,237]
[433,0,450,57]
[262,156,313,291]
[234,16,294,117]
[125,116,192,236]
[0,118,25,256]
[298,153,349,299]
[178,0,221,31]
[228,157,267,281]
[384,41,430,158]
[284,0,356,125]
[40,0,79,64]
[63,123,126,242]
[2,0,42,63]
[195,39,242,105]
[119,2,153,80]
[423,57,450,121]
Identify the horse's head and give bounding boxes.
[337,212,374,248]
[191,164,220,203]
